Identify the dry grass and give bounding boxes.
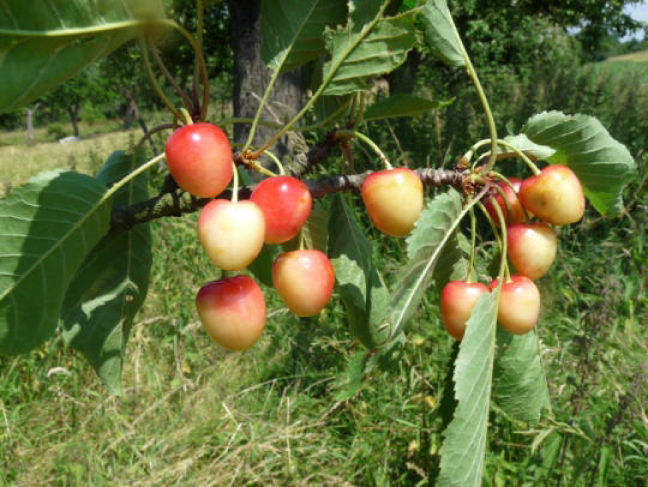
[0,129,144,197]
[607,49,648,62]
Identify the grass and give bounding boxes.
[0,78,646,484]
[607,49,648,62]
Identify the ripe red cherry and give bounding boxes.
[519,165,585,225]
[440,281,490,340]
[507,223,557,280]
[250,176,312,244]
[362,168,424,237]
[484,177,527,226]
[165,123,233,197]
[196,276,266,351]
[489,275,540,335]
[198,199,265,271]
[272,250,335,317]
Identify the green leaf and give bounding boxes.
[439,341,460,429]
[322,2,417,96]
[363,94,446,121]
[493,329,551,423]
[248,245,282,287]
[0,171,110,354]
[328,195,390,349]
[283,200,330,253]
[0,0,161,113]
[521,111,637,216]
[335,349,369,401]
[438,292,499,487]
[261,0,347,72]
[61,151,152,394]
[420,0,466,68]
[386,189,467,338]
[502,134,556,161]
[433,231,470,295]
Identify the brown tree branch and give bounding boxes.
[110,167,463,232]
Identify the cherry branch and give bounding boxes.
[110,167,463,232]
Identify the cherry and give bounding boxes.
[198,199,265,271]
[440,281,490,340]
[165,123,233,198]
[196,276,266,351]
[484,177,527,226]
[489,275,540,335]
[272,250,335,317]
[362,168,424,237]
[519,165,585,225]
[250,176,312,244]
[507,223,557,280]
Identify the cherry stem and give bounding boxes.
[139,37,184,121]
[149,40,194,114]
[159,19,210,121]
[179,108,194,126]
[489,170,531,221]
[476,201,503,254]
[488,195,509,282]
[193,0,204,112]
[491,184,513,223]
[336,130,393,170]
[134,123,174,152]
[262,150,285,175]
[298,230,306,251]
[231,162,239,203]
[467,208,477,283]
[471,139,541,176]
[496,139,541,175]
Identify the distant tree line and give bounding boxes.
[1,0,644,138]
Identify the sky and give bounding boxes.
[625,1,648,38]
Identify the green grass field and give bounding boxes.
[0,65,646,485]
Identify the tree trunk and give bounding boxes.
[228,0,304,159]
[26,102,40,145]
[68,106,80,138]
[127,92,158,153]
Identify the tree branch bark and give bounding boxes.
[109,166,463,233]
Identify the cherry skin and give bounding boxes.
[198,199,265,271]
[165,123,233,198]
[440,281,490,340]
[196,276,266,351]
[250,176,312,244]
[507,222,557,280]
[484,177,527,226]
[519,165,585,225]
[362,168,424,237]
[272,250,335,317]
[489,275,540,335]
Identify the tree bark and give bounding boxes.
[68,106,80,138]
[25,102,40,145]
[127,92,158,153]
[228,0,304,159]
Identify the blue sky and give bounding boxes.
[625,1,648,38]
[626,1,648,23]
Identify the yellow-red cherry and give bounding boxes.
[165,123,233,198]
[196,276,266,351]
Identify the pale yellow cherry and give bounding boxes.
[198,199,265,271]
[361,168,424,236]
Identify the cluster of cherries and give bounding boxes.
[441,166,585,340]
[165,122,585,350]
[166,123,337,351]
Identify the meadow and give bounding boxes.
[0,59,646,485]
